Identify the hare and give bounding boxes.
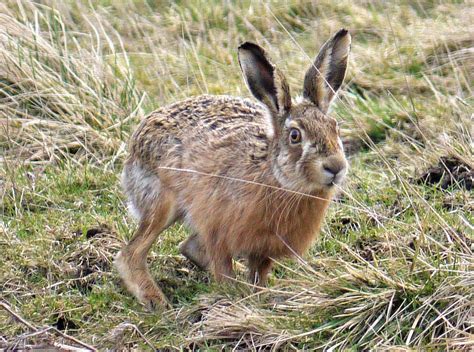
[115,29,351,309]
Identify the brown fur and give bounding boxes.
[115,29,351,308]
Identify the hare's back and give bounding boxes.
[157,95,267,134]
[128,95,270,165]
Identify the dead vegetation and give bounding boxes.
[0,300,97,351]
[0,3,146,165]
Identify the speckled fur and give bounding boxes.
[115,29,352,308]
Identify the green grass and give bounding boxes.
[1,0,472,350]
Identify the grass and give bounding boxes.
[0,0,472,350]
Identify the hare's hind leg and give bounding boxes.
[115,192,176,310]
[179,232,210,270]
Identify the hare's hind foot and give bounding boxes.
[115,250,170,310]
[179,233,210,270]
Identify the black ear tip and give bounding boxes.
[238,42,260,51]
[335,28,350,39]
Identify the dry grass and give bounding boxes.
[0,2,146,166]
[0,0,472,350]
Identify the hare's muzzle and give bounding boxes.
[322,155,348,186]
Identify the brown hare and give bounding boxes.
[115,29,351,309]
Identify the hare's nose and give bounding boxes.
[322,159,346,177]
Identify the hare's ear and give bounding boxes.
[303,29,351,113]
[238,42,291,116]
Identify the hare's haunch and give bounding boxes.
[116,29,351,309]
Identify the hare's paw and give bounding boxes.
[140,286,170,311]
[115,251,170,310]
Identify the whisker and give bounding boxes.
[158,166,330,201]
[275,191,298,236]
[157,166,413,225]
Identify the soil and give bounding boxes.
[416,156,473,190]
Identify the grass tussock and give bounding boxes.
[0,0,473,350]
[0,2,145,165]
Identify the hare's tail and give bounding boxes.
[121,161,162,221]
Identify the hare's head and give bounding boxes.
[238,29,351,193]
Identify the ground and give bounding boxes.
[0,0,472,350]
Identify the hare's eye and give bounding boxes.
[289,128,301,144]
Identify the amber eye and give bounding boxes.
[289,128,301,144]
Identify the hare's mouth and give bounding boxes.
[322,168,346,187]
[273,161,346,194]
[297,165,347,193]
[320,173,346,191]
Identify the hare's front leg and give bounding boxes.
[115,193,176,310]
[179,232,210,270]
[248,255,272,287]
